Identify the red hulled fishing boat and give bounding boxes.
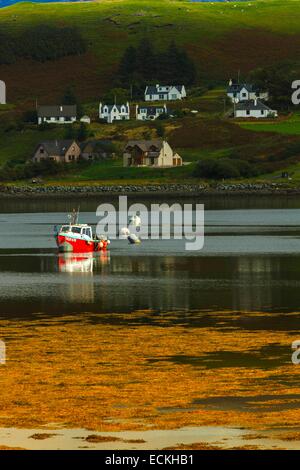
[54,209,110,254]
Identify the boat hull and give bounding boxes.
[56,235,107,254]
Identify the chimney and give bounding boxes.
[229,79,232,86]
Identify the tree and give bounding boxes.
[61,86,83,117]
[102,87,130,103]
[155,121,165,138]
[159,42,196,85]
[64,125,77,140]
[77,122,89,142]
[23,110,38,124]
[117,39,197,91]
[249,65,297,111]
[118,46,137,82]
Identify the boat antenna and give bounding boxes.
[76,206,80,224]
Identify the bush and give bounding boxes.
[193,158,241,180]
[0,158,89,182]
[230,159,259,177]
[23,110,38,124]
[155,121,165,138]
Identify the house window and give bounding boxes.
[261,110,264,115]
[242,93,247,97]
[40,148,44,154]
[159,94,164,99]
[246,110,250,115]
[171,94,177,99]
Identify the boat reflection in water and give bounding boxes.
[58,252,110,274]
[57,252,111,304]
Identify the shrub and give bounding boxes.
[194,159,240,180]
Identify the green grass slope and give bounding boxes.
[1,0,300,103]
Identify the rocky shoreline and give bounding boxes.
[0,182,299,198]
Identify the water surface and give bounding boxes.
[1,195,300,449]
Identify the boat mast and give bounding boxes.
[70,206,80,225]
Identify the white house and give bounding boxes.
[0,80,6,104]
[37,105,77,125]
[99,103,130,123]
[144,84,186,102]
[123,140,182,168]
[136,104,168,121]
[234,99,278,119]
[227,80,269,103]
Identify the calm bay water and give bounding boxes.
[1,195,300,449]
[1,195,300,318]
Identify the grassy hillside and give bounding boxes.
[1,0,300,103]
[1,0,300,185]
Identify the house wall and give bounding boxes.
[235,109,277,118]
[145,93,167,102]
[0,80,6,105]
[124,142,182,168]
[62,144,81,162]
[156,141,175,166]
[136,106,166,120]
[38,116,77,125]
[99,104,130,123]
[228,89,269,103]
[33,149,60,163]
[123,152,132,167]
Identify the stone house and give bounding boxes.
[33,140,81,163]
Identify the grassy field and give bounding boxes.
[239,113,300,136]
[1,0,300,103]
[0,126,65,165]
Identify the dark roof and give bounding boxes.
[227,83,258,94]
[125,139,164,152]
[81,140,112,152]
[145,85,184,95]
[235,99,273,111]
[35,140,78,156]
[101,104,129,113]
[37,105,77,117]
